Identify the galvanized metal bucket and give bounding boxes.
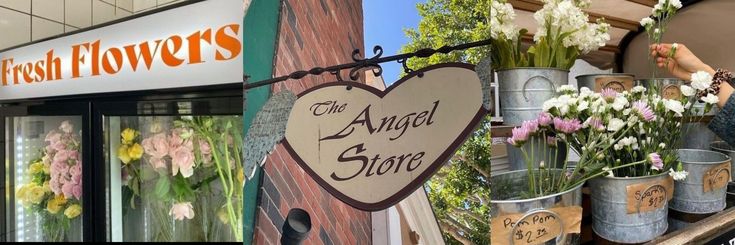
[671,149,731,213]
[507,136,568,170]
[491,169,582,245]
[588,173,670,244]
[497,68,569,125]
[711,141,735,180]
[575,73,634,92]
[636,78,684,97]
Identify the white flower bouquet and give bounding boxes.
[641,0,682,77]
[490,0,610,70]
[508,71,717,197]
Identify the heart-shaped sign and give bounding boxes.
[283,63,486,211]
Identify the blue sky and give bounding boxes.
[363,0,423,86]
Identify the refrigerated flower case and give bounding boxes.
[1,85,243,242]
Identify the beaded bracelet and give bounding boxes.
[697,68,733,98]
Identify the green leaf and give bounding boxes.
[154,176,170,199]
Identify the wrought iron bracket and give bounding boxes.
[244,39,491,90]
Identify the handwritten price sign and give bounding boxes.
[704,162,731,193]
[491,206,582,245]
[625,177,674,214]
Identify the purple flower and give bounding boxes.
[547,136,558,148]
[553,117,583,134]
[649,153,664,170]
[538,112,552,127]
[601,88,618,102]
[632,100,656,122]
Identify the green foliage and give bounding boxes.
[400,0,492,78]
[402,1,493,243]
[426,116,491,244]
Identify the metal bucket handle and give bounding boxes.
[508,209,566,245]
[708,168,731,188]
[522,75,557,102]
[635,184,667,213]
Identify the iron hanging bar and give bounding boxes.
[243,38,492,90]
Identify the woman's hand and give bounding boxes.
[650,43,715,80]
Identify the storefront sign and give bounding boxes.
[283,63,486,211]
[0,0,243,100]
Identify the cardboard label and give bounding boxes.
[491,206,582,245]
[625,176,674,214]
[662,84,683,100]
[594,76,634,92]
[704,162,731,193]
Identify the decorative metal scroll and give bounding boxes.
[244,39,492,90]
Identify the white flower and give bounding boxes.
[490,1,520,40]
[672,43,679,49]
[612,96,628,111]
[579,87,593,98]
[702,93,719,104]
[640,17,654,27]
[664,99,684,116]
[607,118,625,132]
[669,168,689,181]
[632,86,647,93]
[577,101,589,111]
[557,84,577,93]
[669,0,682,9]
[543,98,556,112]
[654,28,660,34]
[539,161,546,168]
[691,71,714,90]
[603,167,615,177]
[659,143,666,149]
[680,85,695,97]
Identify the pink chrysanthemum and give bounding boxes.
[601,88,618,102]
[507,126,531,147]
[584,117,605,132]
[632,100,656,122]
[553,117,583,134]
[537,112,552,127]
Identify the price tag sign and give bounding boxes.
[594,76,634,92]
[490,206,582,245]
[625,177,674,214]
[704,162,731,193]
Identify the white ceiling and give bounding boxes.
[0,0,188,51]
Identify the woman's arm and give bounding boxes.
[653,43,735,145]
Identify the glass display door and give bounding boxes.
[96,96,243,242]
[1,85,243,242]
[2,102,89,242]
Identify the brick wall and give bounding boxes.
[252,0,371,244]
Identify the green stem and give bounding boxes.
[565,160,647,191]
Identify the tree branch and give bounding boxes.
[439,220,477,245]
[468,161,491,179]
[452,207,485,224]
